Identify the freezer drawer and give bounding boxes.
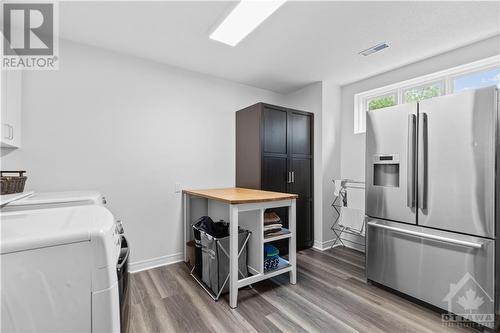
[367,219,495,327]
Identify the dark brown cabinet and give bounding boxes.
[236,103,314,250]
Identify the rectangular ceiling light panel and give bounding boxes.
[210,0,287,47]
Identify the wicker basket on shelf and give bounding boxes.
[1,171,27,195]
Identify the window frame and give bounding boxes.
[354,55,500,134]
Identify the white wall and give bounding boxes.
[1,40,305,270]
[340,35,500,182]
[317,80,342,249]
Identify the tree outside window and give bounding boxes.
[367,94,396,111]
[404,83,442,103]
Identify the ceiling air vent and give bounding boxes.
[360,43,389,56]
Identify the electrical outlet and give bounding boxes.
[174,183,181,194]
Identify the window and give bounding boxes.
[403,81,444,103]
[367,93,396,110]
[453,67,500,93]
[354,55,500,134]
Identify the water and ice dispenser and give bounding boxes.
[372,154,400,187]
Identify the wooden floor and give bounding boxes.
[128,247,477,333]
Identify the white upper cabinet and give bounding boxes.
[1,69,22,148]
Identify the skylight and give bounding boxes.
[210,0,287,47]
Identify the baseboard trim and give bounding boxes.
[313,238,365,253]
[313,239,331,251]
[128,252,184,273]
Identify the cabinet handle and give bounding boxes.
[287,172,291,183]
[3,124,13,140]
[291,171,295,183]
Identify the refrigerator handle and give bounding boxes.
[418,112,427,210]
[407,114,416,208]
[367,222,483,249]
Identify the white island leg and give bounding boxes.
[229,204,239,308]
[289,199,297,284]
[183,193,190,262]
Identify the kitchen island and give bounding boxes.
[183,187,297,308]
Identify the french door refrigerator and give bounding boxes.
[366,86,499,329]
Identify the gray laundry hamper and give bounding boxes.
[192,224,251,300]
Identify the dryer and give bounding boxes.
[1,190,129,331]
[1,205,128,332]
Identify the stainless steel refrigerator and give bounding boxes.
[366,86,499,329]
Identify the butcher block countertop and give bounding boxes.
[182,187,298,204]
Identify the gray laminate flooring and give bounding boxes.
[128,247,477,333]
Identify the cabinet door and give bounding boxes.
[262,157,288,193]
[290,158,313,248]
[1,69,8,143]
[6,70,21,147]
[290,111,312,156]
[263,106,287,154]
[1,70,22,148]
[289,111,314,249]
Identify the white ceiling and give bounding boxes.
[58,1,500,93]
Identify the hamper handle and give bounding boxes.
[0,171,26,177]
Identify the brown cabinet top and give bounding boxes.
[183,187,298,204]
